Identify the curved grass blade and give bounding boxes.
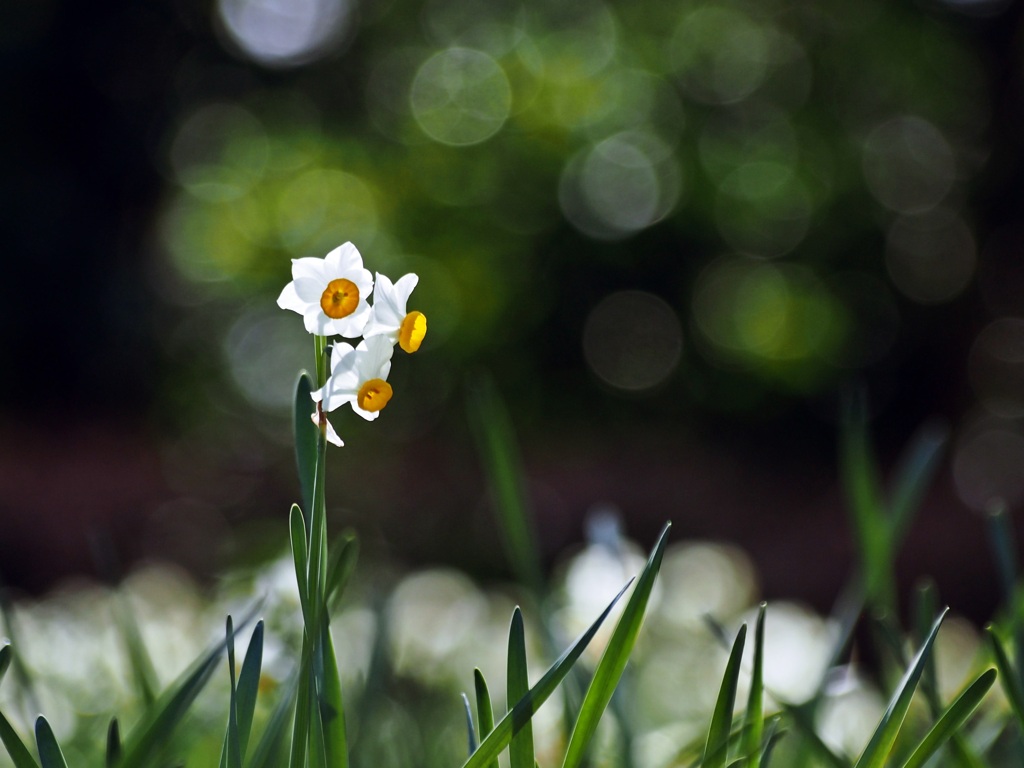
[473,669,498,768]
[703,624,748,768]
[562,522,671,768]
[289,636,312,768]
[114,592,158,708]
[741,604,766,768]
[507,608,535,768]
[294,372,317,526]
[462,694,478,755]
[236,621,264,761]
[0,645,10,688]
[34,718,67,768]
[467,376,543,593]
[986,626,1024,729]
[461,581,632,768]
[106,718,121,768]
[898,668,996,768]
[887,422,947,545]
[853,608,948,768]
[0,710,39,768]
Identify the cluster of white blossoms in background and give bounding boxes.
[277,242,426,446]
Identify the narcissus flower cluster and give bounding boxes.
[277,242,426,446]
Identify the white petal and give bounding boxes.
[325,242,361,273]
[351,402,381,421]
[303,307,326,335]
[393,273,419,306]
[277,282,305,313]
[324,417,344,446]
[329,341,356,370]
[292,257,327,281]
[293,276,324,304]
[324,303,370,339]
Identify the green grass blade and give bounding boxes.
[0,644,10,688]
[467,376,543,593]
[561,522,671,768]
[0,710,39,768]
[294,372,317,526]
[853,608,948,768]
[987,501,1016,603]
[319,623,349,768]
[462,581,632,768]
[474,669,498,768]
[105,718,121,768]
[840,393,886,596]
[288,635,312,768]
[986,626,1024,729]
[236,620,264,761]
[703,624,748,768]
[462,693,479,755]
[898,668,996,768]
[507,608,535,768]
[741,604,766,768]
[114,593,159,708]
[246,674,297,768]
[289,505,310,624]
[33,718,67,768]
[220,616,241,768]
[326,534,359,616]
[117,608,259,768]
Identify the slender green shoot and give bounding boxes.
[703,624,747,768]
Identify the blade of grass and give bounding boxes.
[561,522,671,768]
[114,591,159,708]
[474,669,498,768]
[986,626,1024,729]
[319,622,348,768]
[462,694,479,755]
[462,581,633,768]
[898,668,996,768]
[106,718,121,768]
[741,604,766,768]
[0,710,39,768]
[236,621,264,761]
[246,673,298,768]
[0,644,10,688]
[219,616,241,768]
[507,608,535,768]
[33,718,67,768]
[117,605,259,768]
[289,635,312,768]
[853,608,948,768]
[294,372,317,528]
[703,624,748,768]
[886,421,947,546]
[289,505,310,625]
[467,376,543,593]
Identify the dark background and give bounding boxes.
[1,0,1022,622]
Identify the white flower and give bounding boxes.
[311,408,344,447]
[312,335,395,421]
[277,242,373,337]
[362,272,428,353]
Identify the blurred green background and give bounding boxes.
[1,0,1022,617]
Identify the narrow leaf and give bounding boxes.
[0,645,10,688]
[462,694,478,755]
[289,505,310,624]
[319,623,349,768]
[220,616,241,768]
[899,668,996,768]
[561,522,671,768]
[853,608,948,768]
[326,535,359,616]
[34,718,67,768]
[294,372,317,526]
[114,593,158,707]
[288,635,312,768]
[461,581,632,768]
[507,608,535,768]
[987,626,1024,729]
[246,674,297,768]
[887,422,947,545]
[106,718,121,768]
[741,604,766,768]
[703,624,748,768]
[0,710,39,768]
[236,621,264,761]
[474,669,498,768]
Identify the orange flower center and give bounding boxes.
[320,278,359,319]
[398,311,427,353]
[357,378,393,413]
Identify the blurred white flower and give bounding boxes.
[312,335,394,420]
[276,241,373,337]
[362,272,428,353]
